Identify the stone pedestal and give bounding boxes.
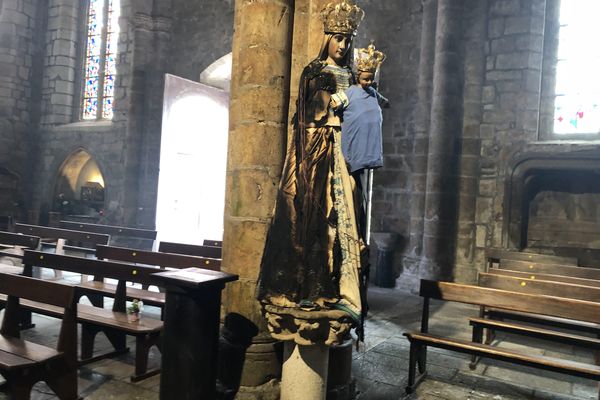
[281,342,329,400]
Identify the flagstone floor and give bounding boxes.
[0,285,596,399]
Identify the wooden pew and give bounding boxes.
[0,231,40,257]
[0,273,78,399]
[497,259,600,280]
[0,231,41,275]
[158,241,222,259]
[60,221,157,250]
[485,268,600,288]
[485,248,578,270]
[15,223,110,281]
[472,272,600,365]
[15,223,110,256]
[94,244,221,311]
[478,272,600,302]
[404,279,600,394]
[477,269,600,340]
[20,250,163,381]
[203,239,222,247]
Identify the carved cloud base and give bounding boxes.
[262,304,354,346]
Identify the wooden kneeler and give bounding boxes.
[0,273,80,400]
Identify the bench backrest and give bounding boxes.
[23,250,161,285]
[485,248,577,266]
[158,241,222,259]
[478,272,600,302]
[96,245,220,271]
[15,223,110,247]
[419,279,600,325]
[0,231,40,249]
[486,268,600,288]
[498,259,600,280]
[23,250,165,313]
[0,273,77,358]
[203,239,222,247]
[60,221,157,240]
[0,272,75,308]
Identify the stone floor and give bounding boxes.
[0,284,597,399]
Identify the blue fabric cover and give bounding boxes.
[341,85,384,172]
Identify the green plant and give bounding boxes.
[127,299,143,314]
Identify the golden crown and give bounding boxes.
[321,0,364,36]
[355,43,386,73]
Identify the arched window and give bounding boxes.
[82,0,120,120]
[553,0,600,134]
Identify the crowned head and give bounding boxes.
[321,0,365,36]
[355,42,386,74]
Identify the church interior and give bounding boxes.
[1,0,600,399]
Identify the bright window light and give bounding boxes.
[553,0,600,134]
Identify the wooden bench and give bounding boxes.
[472,272,600,364]
[60,221,157,250]
[0,273,79,399]
[15,223,110,256]
[158,241,222,259]
[404,279,600,394]
[477,270,600,339]
[497,259,600,280]
[485,248,578,270]
[20,250,164,381]
[485,267,600,288]
[203,239,222,247]
[0,231,41,275]
[94,244,221,311]
[15,223,110,281]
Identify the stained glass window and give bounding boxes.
[553,0,600,134]
[82,0,120,120]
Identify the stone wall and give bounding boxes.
[21,0,234,228]
[31,0,137,225]
[0,0,43,217]
[471,0,547,279]
[357,0,422,243]
[168,0,234,80]
[2,0,598,286]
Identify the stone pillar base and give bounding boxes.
[235,379,280,400]
[281,342,329,400]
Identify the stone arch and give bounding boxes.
[199,52,231,92]
[53,148,106,218]
[503,149,600,250]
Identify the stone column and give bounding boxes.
[281,343,329,400]
[222,0,294,394]
[419,0,464,280]
[454,0,486,282]
[407,0,438,267]
[288,0,329,122]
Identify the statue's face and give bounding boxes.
[358,71,374,90]
[327,34,351,64]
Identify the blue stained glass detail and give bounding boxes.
[104,55,116,76]
[103,75,114,97]
[102,97,113,119]
[82,0,120,120]
[86,56,100,77]
[88,20,102,36]
[85,77,99,98]
[82,98,98,120]
[86,35,102,57]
